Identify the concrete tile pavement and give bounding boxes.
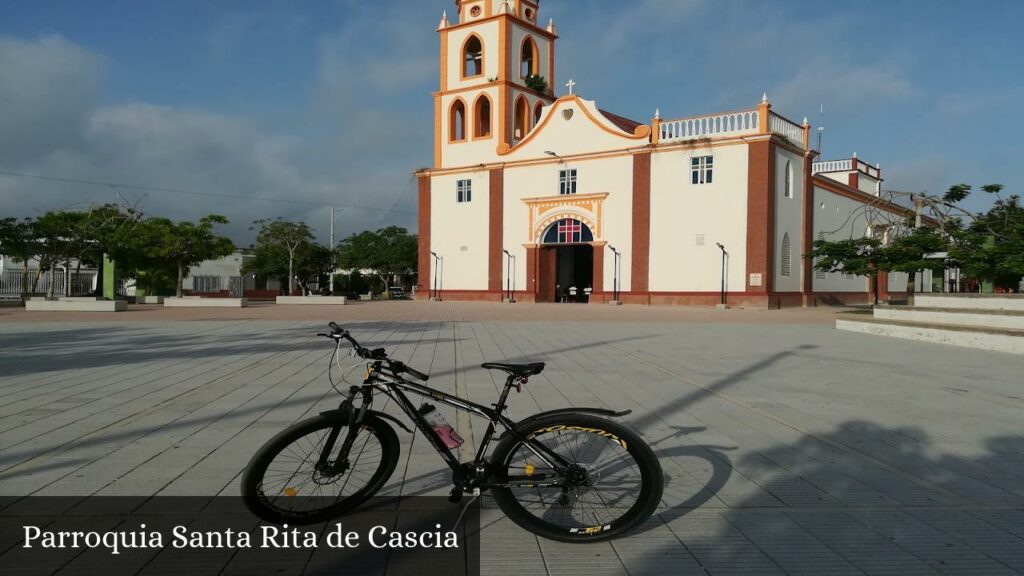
[0,305,1022,575]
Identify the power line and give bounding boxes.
[0,169,417,216]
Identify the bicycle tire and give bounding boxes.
[241,414,399,525]
[490,413,663,542]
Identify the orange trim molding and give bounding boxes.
[497,95,649,156]
[459,33,486,81]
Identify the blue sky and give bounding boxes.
[1,0,1022,242]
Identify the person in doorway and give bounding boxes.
[569,286,578,302]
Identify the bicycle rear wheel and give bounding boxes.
[490,413,663,542]
[241,414,399,525]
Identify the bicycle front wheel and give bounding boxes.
[241,414,399,525]
[490,413,663,542]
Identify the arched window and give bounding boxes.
[449,100,466,142]
[781,233,792,277]
[521,37,537,77]
[514,96,529,140]
[784,160,794,198]
[542,219,595,244]
[473,95,491,138]
[463,35,483,78]
[534,101,544,126]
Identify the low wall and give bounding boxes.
[164,298,247,308]
[276,296,347,305]
[915,293,1024,312]
[136,296,165,304]
[25,299,127,312]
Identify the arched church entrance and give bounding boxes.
[537,219,594,303]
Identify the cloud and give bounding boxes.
[770,61,915,116]
[0,31,422,244]
[0,35,104,166]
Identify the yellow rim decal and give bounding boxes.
[536,425,628,449]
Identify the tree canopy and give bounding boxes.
[246,219,317,295]
[336,226,417,291]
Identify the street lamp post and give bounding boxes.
[430,251,443,301]
[608,246,622,305]
[715,243,729,309]
[503,250,516,303]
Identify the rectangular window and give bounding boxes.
[559,169,577,195]
[691,156,713,185]
[457,179,472,203]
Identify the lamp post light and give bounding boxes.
[715,243,730,309]
[430,251,443,301]
[503,249,516,303]
[608,245,622,305]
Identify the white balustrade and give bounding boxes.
[769,113,804,146]
[812,159,852,174]
[659,110,760,143]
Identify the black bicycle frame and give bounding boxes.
[325,363,572,485]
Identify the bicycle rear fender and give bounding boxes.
[514,407,632,427]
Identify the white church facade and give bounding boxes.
[416,0,916,307]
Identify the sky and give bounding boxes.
[1,0,1022,244]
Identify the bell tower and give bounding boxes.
[434,0,558,169]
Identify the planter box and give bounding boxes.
[276,296,347,305]
[164,298,248,308]
[25,299,127,312]
[136,296,165,304]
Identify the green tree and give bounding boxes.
[335,226,418,293]
[248,219,316,295]
[293,243,336,295]
[0,217,38,295]
[947,185,1024,289]
[31,212,79,299]
[143,215,235,298]
[809,228,947,305]
[808,237,885,304]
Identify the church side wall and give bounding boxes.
[430,171,492,292]
[773,146,805,294]
[648,144,749,294]
[812,186,874,293]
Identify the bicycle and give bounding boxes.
[241,323,663,542]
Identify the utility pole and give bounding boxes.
[329,207,335,294]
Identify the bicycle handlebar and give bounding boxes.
[321,323,429,381]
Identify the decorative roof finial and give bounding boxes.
[499,1,511,15]
[655,108,661,120]
[566,79,576,95]
[802,117,809,126]
[762,92,769,103]
[438,10,449,29]
[853,151,858,158]
[547,18,557,34]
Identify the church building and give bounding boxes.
[416,0,916,307]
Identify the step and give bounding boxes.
[914,293,1024,312]
[874,306,1024,330]
[836,317,1024,355]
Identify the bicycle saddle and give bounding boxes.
[481,362,546,376]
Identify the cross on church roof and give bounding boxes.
[566,79,576,95]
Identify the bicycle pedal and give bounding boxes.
[448,488,463,503]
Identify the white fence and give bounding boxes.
[812,159,853,173]
[658,109,806,148]
[769,113,804,146]
[659,110,760,143]
[0,269,97,296]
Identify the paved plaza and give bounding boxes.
[1,301,1022,575]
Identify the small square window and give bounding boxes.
[559,169,577,195]
[691,156,713,185]
[457,179,472,203]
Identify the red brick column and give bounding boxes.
[631,152,651,297]
[746,140,776,300]
[417,174,431,298]
[801,151,816,304]
[488,168,504,295]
